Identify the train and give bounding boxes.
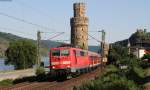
[49,45,102,79]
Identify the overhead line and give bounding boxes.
[0,27,35,37]
[82,30,101,43]
[0,12,55,31]
[16,0,52,19]
[88,33,101,43]
[48,32,65,40]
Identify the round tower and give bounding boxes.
[70,3,89,50]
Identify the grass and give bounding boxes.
[0,79,13,86]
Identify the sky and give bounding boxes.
[0,0,149,45]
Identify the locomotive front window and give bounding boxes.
[52,50,60,56]
[61,50,69,56]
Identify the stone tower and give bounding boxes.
[70,3,89,50]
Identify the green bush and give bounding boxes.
[126,66,144,85]
[35,67,47,82]
[75,65,141,90]
[0,79,13,86]
[35,67,45,76]
[76,76,140,90]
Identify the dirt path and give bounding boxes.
[0,69,35,81]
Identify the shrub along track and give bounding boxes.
[0,67,103,90]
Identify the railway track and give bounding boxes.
[0,67,103,90]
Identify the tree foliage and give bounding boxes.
[108,45,129,65]
[5,40,37,70]
[142,54,150,60]
[108,45,142,67]
[75,65,141,90]
[76,44,145,90]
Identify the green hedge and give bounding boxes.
[75,65,143,90]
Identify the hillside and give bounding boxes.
[0,32,100,58]
[0,32,24,57]
[0,32,62,57]
[88,46,100,53]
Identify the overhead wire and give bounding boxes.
[0,1,101,44]
[16,0,52,19]
[88,33,101,43]
[0,12,55,31]
[0,12,101,44]
[16,0,57,32]
[48,32,65,40]
[81,30,101,43]
[0,27,35,38]
[41,32,65,40]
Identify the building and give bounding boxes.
[132,48,146,58]
[70,3,89,50]
[115,29,150,58]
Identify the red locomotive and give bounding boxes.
[49,46,101,78]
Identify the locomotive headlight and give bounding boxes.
[52,66,55,69]
[67,65,70,68]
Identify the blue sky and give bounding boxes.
[0,0,149,45]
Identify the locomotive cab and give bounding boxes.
[50,48,71,70]
[49,47,72,79]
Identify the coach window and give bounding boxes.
[52,50,60,56]
[80,51,86,56]
[61,50,69,56]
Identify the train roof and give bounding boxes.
[50,47,81,50]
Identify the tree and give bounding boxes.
[5,40,37,70]
[108,45,129,65]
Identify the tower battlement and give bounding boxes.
[73,3,86,17]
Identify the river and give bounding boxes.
[0,58,14,71]
[0,57,49,71]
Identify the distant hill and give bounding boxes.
[0,32,100,58]
[0,32,62,57]
[0,32,23,57]
[88,46,100,53]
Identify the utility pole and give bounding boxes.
[127,39,131,55]
[37,31,41,67]
[99,30,106,68]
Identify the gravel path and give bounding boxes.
[0,69,35,81]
